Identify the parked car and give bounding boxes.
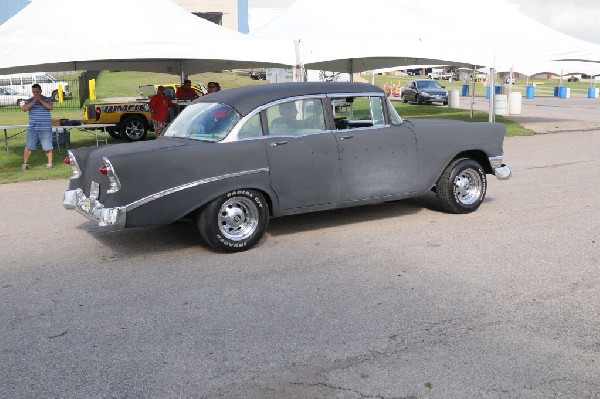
[249,70,266,80]
[567,76,580,83]
[429,71,453,80]
[401,79,449,105]
[504,76,517,84]
[0,87,27,107]
[63,82,510,253]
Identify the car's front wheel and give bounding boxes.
[435,158,487,214]
[198,189,269,253]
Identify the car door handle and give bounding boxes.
[270,141,288,147]
[339,135,353,140]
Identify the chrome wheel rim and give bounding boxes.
[218,196,259,241]
[454,168,482,205]
[125,121,145,139]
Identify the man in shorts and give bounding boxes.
[149,86,173,137]
[22,83,54,169]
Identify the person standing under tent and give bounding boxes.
[21,83,54,170]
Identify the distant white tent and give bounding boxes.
[0,0,291,75]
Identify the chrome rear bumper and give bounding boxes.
[63,188,126,230]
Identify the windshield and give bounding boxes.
[163,102,241,142]
[417,80,443,89]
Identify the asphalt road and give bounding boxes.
[1,130,599,398]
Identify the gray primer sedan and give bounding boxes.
[63,82,510,252]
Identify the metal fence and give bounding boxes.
[0,71,98,111]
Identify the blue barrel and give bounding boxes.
[588,87,596,98]
[495,85,502,94]
[485,86,490,99]
[559,86,568,98]
[526,85,535,99]
[462,84,469,96]
[553,87,559,96]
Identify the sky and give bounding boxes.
[248,0,600,45]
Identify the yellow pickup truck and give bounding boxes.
[82,83,207,141]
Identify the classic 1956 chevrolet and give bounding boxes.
[63,82,510,252]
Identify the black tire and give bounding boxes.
[435,158,487,214]
[51,91,59,102]
[198,189,269,253]
[401,95,408,104]
[16,99,25,107]
[120,115,148,141]
[443,101,448,106]
[107,127,122,139]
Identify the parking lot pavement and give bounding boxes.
[1,130,599,398]
[457,93,600,134]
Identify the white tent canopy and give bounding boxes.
[0,0,292,75]
[251,0,472,74]
[252,0,600,76]
[397,0,600,75]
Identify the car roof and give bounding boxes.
[193,82,384,116]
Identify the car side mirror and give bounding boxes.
[441,86,446,89]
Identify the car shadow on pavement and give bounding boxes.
[76,193,451,254]
[77,219,204,254]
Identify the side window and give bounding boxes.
[21,76,32,85]
[35,75,52,83]
[332,95,384,129]
[0,78,9,86]
[10,77,21,85]
[238,113,263,139]
[266,98,326,136]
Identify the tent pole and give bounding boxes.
[349,59,354,82]
[470,65,476,119]
[294,40,303,82]
[489,68,495,123]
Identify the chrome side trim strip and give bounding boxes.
[125,168,270,212]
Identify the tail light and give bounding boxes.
[100,157,121,194]
[65,151,81,179]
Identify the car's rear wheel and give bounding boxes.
[16,99,25,107]
[435,158,487,214]
[120,115,148,141]
[198,189,269,253]
[401,95,408,103]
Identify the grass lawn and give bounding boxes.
[1,70,532,184]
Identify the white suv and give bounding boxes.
[0,72,72,101]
